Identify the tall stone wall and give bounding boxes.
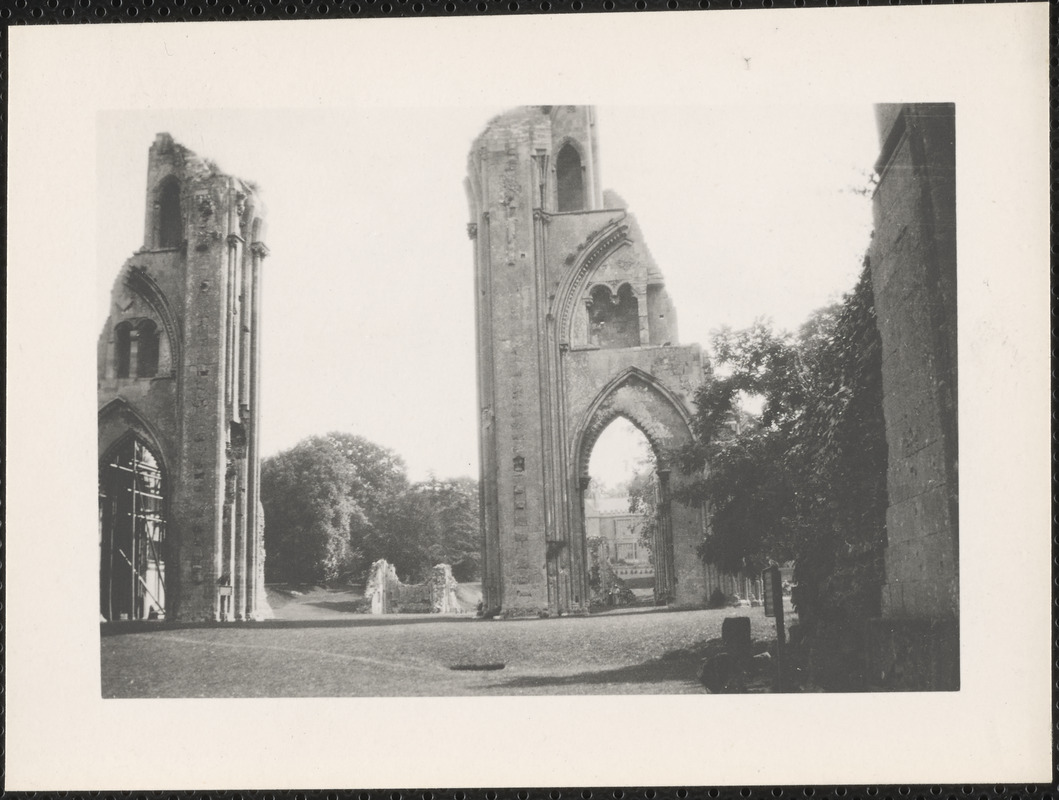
[866,104,958,689]
[98,134,271,622]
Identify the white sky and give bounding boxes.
[98,105,877,482]
[588,417,653,492]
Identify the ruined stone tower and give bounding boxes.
[98,134,271,622]
[467,106,708,617]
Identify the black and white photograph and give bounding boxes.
[5,4,1051,791]
[93,102,956,698]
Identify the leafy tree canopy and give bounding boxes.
[262,432,481,586]
[261,436,367,584]
[678,261,888,628]
[626,457,659,558]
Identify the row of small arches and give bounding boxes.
[587,282,639,349]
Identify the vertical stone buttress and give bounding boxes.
[867,104,958,689]
[248,236,270,618]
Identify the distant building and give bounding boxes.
[583,495,654,583]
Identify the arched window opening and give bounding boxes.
[99,437,166,621]
[136,320,160,378]
[587,284,640,349]
[158,178,183,248]
[115,321,133,379]
[584,417,656,607]
[115,319,160,379]
[555,143,584,212]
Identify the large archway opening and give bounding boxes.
[584,417,659,608]
[569,368,706,609]
[99,436,167,621]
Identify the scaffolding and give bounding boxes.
[99,439,166,621]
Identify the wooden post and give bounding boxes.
[771,565,786,644]
[763,565,786,690]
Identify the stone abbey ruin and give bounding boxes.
[99,105,958,689]
[465,104,957,686]
[467,106,709,616]
[98,134,270,622]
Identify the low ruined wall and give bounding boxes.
[364,560,461,614]
[428,564,460,614]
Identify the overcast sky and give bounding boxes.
[98,105,877,483]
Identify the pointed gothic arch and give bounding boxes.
[122,265,181,377]
[156,175,184,249]
[568,366,702,603]
[571,366,694,478]
[555,141,585,212]
[98,398,172,472]
[550,217,632,348]
[98,420,170,622]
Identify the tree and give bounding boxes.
[323,433,411,578]
[361,488,435,582]
[678,259,888,631]
[353,475,479,583]
[262,432,482,586]
[261,436,366,584]
[326,432,409,520]
[676,321,808,577]
[626,461,659,560]
[785,264,888,628]
[407,476,481,581]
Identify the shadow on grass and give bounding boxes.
[486,651,703,690]
[306,600,371,614]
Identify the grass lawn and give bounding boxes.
[101,588,791,698]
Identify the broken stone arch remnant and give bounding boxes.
[98,133,272,623]
[365,560,462,615]
[467,105,721,617]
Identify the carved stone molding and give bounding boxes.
[571,366,696,479]
[123,265,181,374]
[553,223,631,346]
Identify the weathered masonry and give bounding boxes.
[866,104,958,689]
[467,106,708,617]
[98,134,271,622]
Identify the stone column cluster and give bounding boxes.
[219,184,269,621]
